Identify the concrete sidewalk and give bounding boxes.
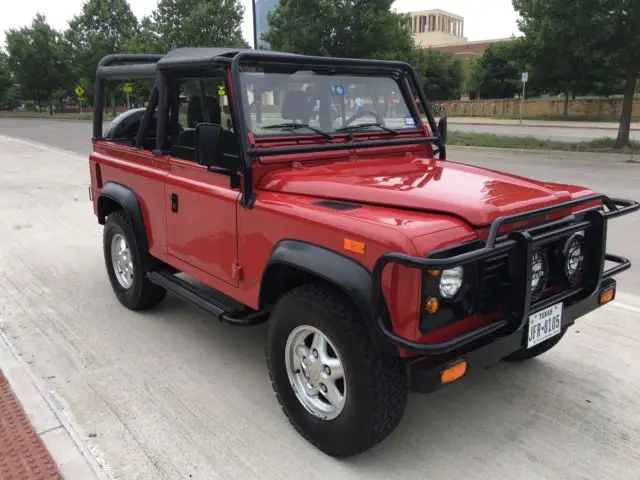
[0,330,106,479]
[448,116,640,131]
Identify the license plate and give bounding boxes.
[527,302,563,348]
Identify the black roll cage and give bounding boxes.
[93,49,445,208]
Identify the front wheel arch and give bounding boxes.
[259,240,397,356]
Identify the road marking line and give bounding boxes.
[0,134,86,161]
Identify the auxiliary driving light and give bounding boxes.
[564,233,585,284]
[439,266,464,299]
[530,249,548,295]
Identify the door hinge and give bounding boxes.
[232,263,243,282]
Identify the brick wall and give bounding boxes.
[438,98,640,118]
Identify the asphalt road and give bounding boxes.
[1,119,640,479]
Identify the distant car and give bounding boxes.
[89,48,638,457]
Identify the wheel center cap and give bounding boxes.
[308,363,320,382]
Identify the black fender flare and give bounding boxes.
[97,182,149,257]
[260,240,396,355]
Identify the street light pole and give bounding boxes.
[252,0,258,49]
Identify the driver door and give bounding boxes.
[164,74,241,286]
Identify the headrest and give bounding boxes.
[281,90,311,122]
[187,96,221,127]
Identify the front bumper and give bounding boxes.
[407,277,616,393]
[369,194,639,391]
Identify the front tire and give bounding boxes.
[103,210,166,310]
[266,284,407,457]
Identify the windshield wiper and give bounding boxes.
[262,122,332,139]
[335,123,399,135]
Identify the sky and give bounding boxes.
[0,0,521,49]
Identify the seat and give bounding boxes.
[179,96,222,150]
[281,90,312,123]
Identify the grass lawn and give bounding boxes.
[448,132,640,155]
[479,114,640,123]
[0,111,106,121]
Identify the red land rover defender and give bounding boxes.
[89,48,638,457]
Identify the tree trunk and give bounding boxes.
[616,62,639,148]
[563,91,570,117]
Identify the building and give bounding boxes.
[405,9,467,48]
[430,38,514,59]
[254,0,278,49]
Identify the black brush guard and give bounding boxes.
[371,194,639,355]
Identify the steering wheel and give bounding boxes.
[342,109,383,127]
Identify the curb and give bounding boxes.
[0,329,109,480]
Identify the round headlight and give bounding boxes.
[439,266,464,299]
[531,249,548,295]
[565,233,585,283]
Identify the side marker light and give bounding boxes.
[441,360,467,384]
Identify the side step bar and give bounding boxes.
[147,271,268,326]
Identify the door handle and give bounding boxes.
[171,193,179,213]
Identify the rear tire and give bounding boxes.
[503,330,567,361]
[266,284,407,457]
[103,210,166,310]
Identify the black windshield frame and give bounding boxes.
[229,51,445,207]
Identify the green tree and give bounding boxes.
[65,0,139,103]
[513,0,639,147]
[5,14,71,112]
[465,42,521,99]
[413,49,464,100]
[0,51,13,107]
[124,17,162,53]
[263,0,415,60]
[151,0,246,51]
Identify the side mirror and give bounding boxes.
[437,117,448,144]
[195,123,222,167]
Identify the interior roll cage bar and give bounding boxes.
[92,49,446,208]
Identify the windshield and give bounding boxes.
[239,70,420,137]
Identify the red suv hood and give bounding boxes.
[259,156,594,226]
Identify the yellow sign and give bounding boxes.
[74,86,85,97]
[217,84,226,96]
[122,83,133,94]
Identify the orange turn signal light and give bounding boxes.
[599,287,615,305]
[441,360,467,385]
[427,269,441,277]
[425,297,440,314]
[343,238,365,255]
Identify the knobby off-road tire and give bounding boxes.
[103,210,166,310]
[503,329,567,361]
[266,284,408,457]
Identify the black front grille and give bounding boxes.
[477,253,510,312]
